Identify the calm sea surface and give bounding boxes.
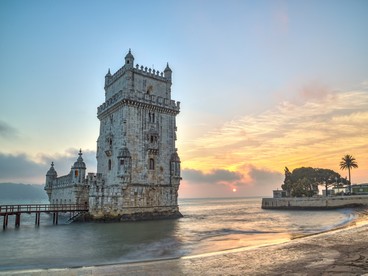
[0,197,357,271]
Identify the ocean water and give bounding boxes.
[0,197,357,272]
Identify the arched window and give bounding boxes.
[75,170,79,177]
[148,112,155,123]
[108,159,112,170]
[149,158,155,170]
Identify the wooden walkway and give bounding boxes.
[0,204,88,229]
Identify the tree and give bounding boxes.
[339,155,358,193]
[281,167,343,197]
[281,167,292,196]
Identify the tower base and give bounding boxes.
[80,206,183,222]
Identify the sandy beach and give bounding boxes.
[3,219,368,276]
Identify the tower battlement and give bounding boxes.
[105,64,170,89]
[97,89,180,117]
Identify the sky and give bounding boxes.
[1,0,368,198]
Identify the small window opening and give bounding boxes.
[148,112,155,123]
[120,159,124,166]
[108,159,112,170]
[75,170,79,177]
[149,158,155,170]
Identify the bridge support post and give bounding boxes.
[2,215,8,229]
[15,213,20,228]
[35,212,40,226]
[53,212,59,225]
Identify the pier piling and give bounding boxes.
[15,214,20,227]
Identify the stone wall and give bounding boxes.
[262,195,368,209]
[49,183,89,205]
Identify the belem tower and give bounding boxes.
[44,49,182,220]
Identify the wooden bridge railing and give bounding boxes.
[0,204,88,215]
[1,204,89,229]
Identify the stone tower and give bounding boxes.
[88,49,182,220]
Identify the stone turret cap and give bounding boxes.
[170,150,181,162]
[46,162,58,177]
[117,147,131,158]
[105,68,111,77]
[72,149,86,169]
[125,49,134,60]
[164,63,172,72]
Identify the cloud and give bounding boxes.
[182,169,243,185]
[248,166,283,187]
[361,80,368,89]
[0,148,96,184]
[37,148,97,175]
[181,89,368,183]
[0,153,46,183]
[0,120,18,139]
[180,167,283,197]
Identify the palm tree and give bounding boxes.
[339,155,358,194]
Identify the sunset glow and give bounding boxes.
[1,1,367,198]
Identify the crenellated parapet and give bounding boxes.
[53,174,73,188]
[134,64,167,80]
[97,89,180,117]
[105,63,170,89]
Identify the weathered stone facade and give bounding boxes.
[44,150,89,205]
[45,50,182,221]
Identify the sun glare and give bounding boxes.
[232,188,237,192]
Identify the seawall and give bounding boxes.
[262,195,368,210]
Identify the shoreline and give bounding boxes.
[3,213,368,275]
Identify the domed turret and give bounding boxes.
[46,162,57,178]
[45,162,57,200]
[125,49,134,68]
[72,149,86,183]
[73,149,86,170]
[170,150,181,163]
[170,149,181,178]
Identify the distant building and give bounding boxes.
[352,184,368,195]
[45,50,182,221]
[322,189,335,197]
[273,189,287,198]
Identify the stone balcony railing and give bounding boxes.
[97,89,180,116]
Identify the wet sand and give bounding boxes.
[4,222,368,275]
